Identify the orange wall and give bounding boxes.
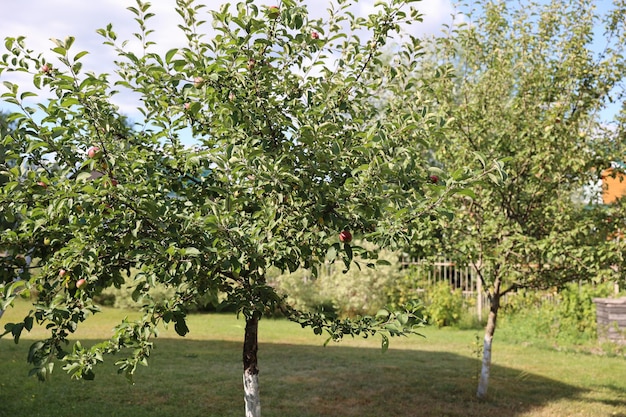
[602,168,626,204]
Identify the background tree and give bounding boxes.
[409,0,626,399]
[0,0,497,415]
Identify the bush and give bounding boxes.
[384,264,429,311]
[499,282,617,346]
[95,280,175,310]
[267,268,337,316]
[270,246,403,317]
[424,281,464,327]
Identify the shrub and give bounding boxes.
[499,282,617,345]
[385,264,430,311]
[424,281,464,327]
[270,246,403,317]
[95,280,175,310]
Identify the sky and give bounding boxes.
[0,0,458,122]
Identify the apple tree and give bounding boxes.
[0,0,498,415]
[406,0,626,398]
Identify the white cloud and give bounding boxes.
[0,0,457,120]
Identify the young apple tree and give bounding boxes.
[0,0,500,415]
[410,0,626,399]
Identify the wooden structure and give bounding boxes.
[601,167,626,204]
[593,297,626,344]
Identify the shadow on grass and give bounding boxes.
[0,338,619,417]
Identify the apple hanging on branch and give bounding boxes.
[339,230,352,243]
[87,146,101,159]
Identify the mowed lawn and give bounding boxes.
[1,302,625,417]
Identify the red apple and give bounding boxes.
[87,146,101,158]
[37,181,47,189]
[267,5,280,19]
[429,175,439,184]
[76,278,87,289]
[59,269,66,277]
[41,64,52,74]
[184,102,191,110]
[339,230,352,243]
[311,31,320,40]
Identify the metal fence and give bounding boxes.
[399,255,488,319]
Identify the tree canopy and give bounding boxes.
[0,0,499,415]
[409,0,626,398]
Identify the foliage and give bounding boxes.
[419,0,626,293]
[500,283,617,345]
[405,0,626,398]
[423,281,464,327]
[271,244,403,317]
[384,263,428,311]
[0,111,16,234]
[269,268,337,316]
[0,2,503,405]
[93,275,175,310]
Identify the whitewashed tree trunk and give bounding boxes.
[243,314,261,417]
[477,290,500,399]
[244,369,261,417]
[477,326,493,398]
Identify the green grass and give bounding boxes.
[1,302,626,417]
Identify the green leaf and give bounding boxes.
[76,172,93,182]
[174,318,189,337]
[182,247,201,256]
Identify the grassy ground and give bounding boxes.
[1,302,625,417]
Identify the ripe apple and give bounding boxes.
[267,5,280,19]
[37,181,47,189]
[311,31,320,40]
[339,230,352,243]
[41,64,52,74]
[193,76,205,88]
[429,175,439,184]
[76,278,87,289]
[184,102,191,110]
[59,269,67,277]
[87,146,101,158]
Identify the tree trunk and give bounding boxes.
[243,313,261,417]
[476,290,500,399]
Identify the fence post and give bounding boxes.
[475,268,482,321]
